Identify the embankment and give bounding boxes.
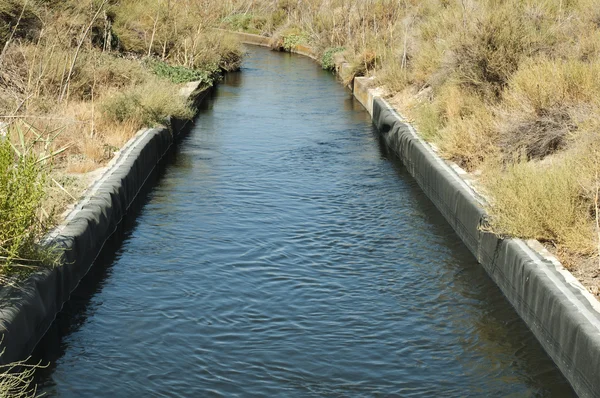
[235,31,600,398]
[0,82,209,365]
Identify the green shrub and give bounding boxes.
[146,59,217,85]
[0,136,53,272]
[282,32,307,51]
[321,47,345,71]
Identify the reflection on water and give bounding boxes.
[32,46,574,397]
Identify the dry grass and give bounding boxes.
[0,0,245,283]
[0,0,243,186]
[3,0,598,275]
[497,58,600,160]
[483,155,595,258]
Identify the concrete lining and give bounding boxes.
[354,76,600,398]
[229,30,318,60]
[0,83,209,365]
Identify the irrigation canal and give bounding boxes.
[31,46,574,397]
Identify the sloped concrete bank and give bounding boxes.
[0,82,210,365]
[233,30,600,397]
[353,78,600,398]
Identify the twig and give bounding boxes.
[52,177,77,201]
[59,0,109,102]
[148,7,160,57]
[0,115,90,123]
[91,51,97,138]
[0,0,29,66]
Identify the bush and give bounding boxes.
[100,79,194,129]
[146,59,216,84]
[282,32,308,51]
[0,135,54,271]
[321,46,345,71]
[483,156,594,256]
[449,5,531,98]
[498,58,600,160]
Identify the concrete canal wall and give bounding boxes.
[355,78,600,398]
[0,82,209,365]
[236,31,600,397]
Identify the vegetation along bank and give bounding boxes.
[2,0,600,394]
[0,0,242,274]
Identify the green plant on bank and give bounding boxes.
[0,132,58,274]
[321,47,345,71]
[222,13,267,34]
[100,79,194,129]
[146,59,218,85]
[282,32,308,52]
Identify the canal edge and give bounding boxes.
[1,32,597,395]
[235,30,600,397]
[357,77,600,398]
[0,81,211,365]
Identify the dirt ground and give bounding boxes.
[561,252,600,298]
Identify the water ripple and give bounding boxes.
[32,47,574,397]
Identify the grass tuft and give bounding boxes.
[483,156,595,258]
[321,47,345,71]
[0,131,59,273]
[100,79,194,129]
[146,59,217,85]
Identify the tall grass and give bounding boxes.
[0,132,59,272]
[100,78,194,129]
[0,0,242,278]
[0,0,245,233]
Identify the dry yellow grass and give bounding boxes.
[0,0,243,179]
[4,0,599,268]
[483,155,595,257]
[0,0,244,278]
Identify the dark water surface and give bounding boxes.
[32,47,574,397]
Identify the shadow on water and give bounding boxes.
[373,131,575,396]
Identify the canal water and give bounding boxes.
[32,46,574,397]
